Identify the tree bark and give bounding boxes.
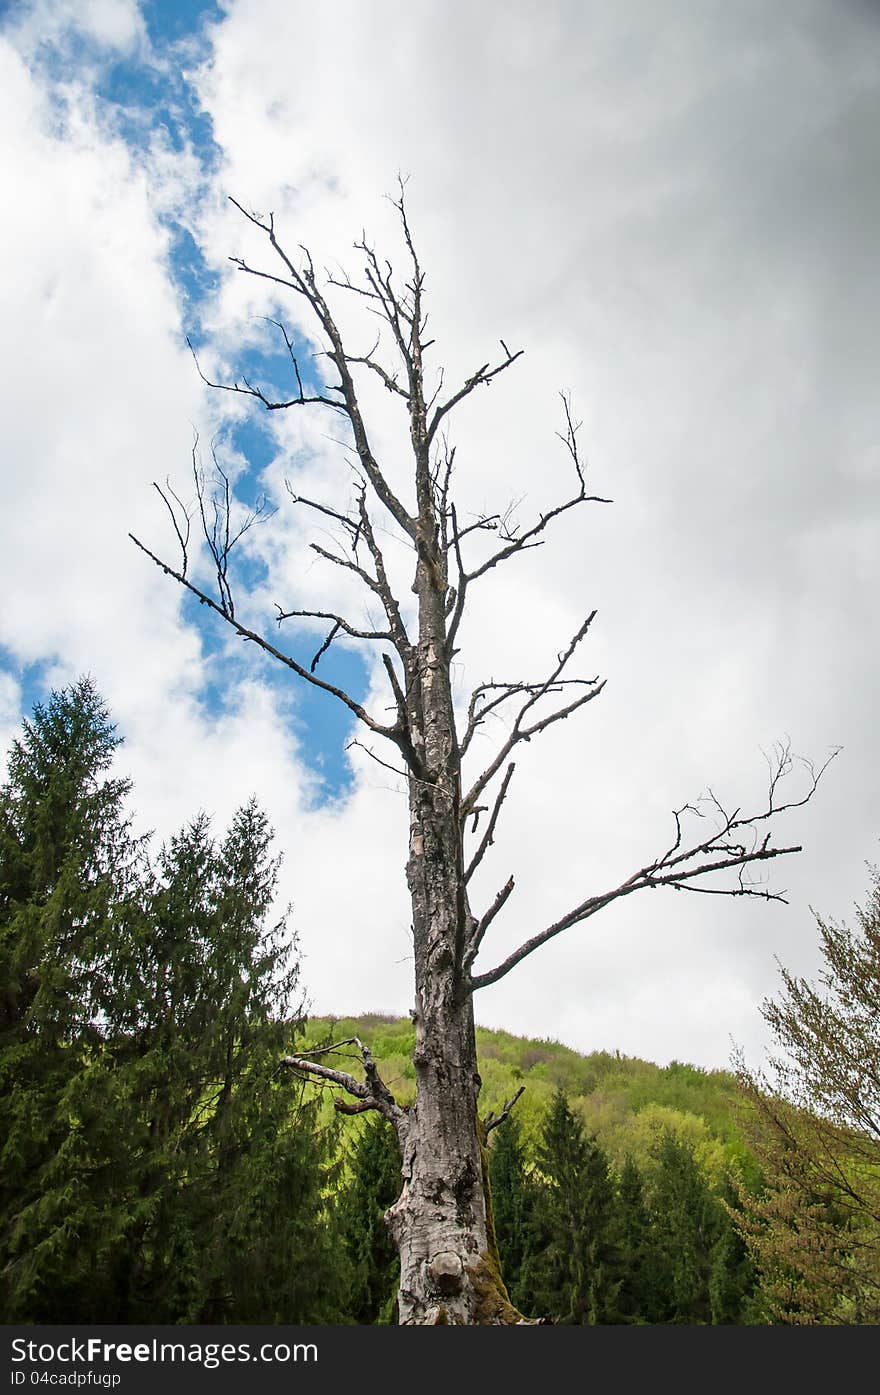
[381,539,516,1324]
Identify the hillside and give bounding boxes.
[301,1014,759,1187]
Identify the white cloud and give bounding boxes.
[185,0,880,1069]
[0,31,316,891]
[5,0,146,62]
[0,672,23,762]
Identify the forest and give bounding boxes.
[1,680,878,1325]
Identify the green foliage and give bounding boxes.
[709,1176,759,1324]
[524,1090,622,1323]
[735,863,880,1323]
[0,682,817,1325]
[645,1130,725,1323]
[337,1115,402,1323]
[0,677,137,1040]
[485,1093,757,1325]
[0,679,140,1318]
[487,1113,538,1314]
[0,681,349,1323]
[313,1014,754,1188]
[309,1015,766,1322]
[611,1156,654,1323]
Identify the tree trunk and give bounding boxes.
[386,992,518,1323]
[382,555,519,1324]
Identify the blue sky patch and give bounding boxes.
[1,0,367,802]
[141,0,223,48]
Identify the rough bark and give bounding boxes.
[384,541,514,1323]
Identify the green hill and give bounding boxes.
[301,1014,759,1188]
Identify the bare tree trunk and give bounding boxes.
[380,520,511,1323]
[132,184,833,1323]
[387,984,502,1323]
[388,586,505,1320]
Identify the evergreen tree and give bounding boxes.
[0,676,137,1039]
[0,683,348,1322]
[646,1131,730,1324]
[97,802,349,1323]
[0,679,141,1318]
[488,1113,538,1315]
[527,1090,621,1323]
[338,1114,402,1323]
[612,1155,659,1323]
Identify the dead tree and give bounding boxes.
[131,187,832,1325]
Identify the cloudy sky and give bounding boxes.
[1,0,877,1072]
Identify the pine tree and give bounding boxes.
[103,802,348,1323]
[0,684,348,1322]
[0,677,137,1039]
[487,1113,539,1314]
[338,1114,402,1323]
[527,1090,621,1323]
[0,679,142,1318]
[646,1131,728,1324]
[612,1155,658,1323]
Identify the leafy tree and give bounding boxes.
[526,1090,621,1323]
[132,189,829,1321]
[709,1176,757,1324]
[735,863,880,1323]
[338,1114,402,1323]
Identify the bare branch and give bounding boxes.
[354,487,413,660]
[152,476,192,577]
[462,613,603,817]
[470,749,839,990]
[556,391,586,490]
[308,540,383,596]
[258,314,309,399]
[455,394,611,590]
[274,605,393,647]
[346,342,410,398]
[465,762,516,882]
[129,531,404,747]
[226,198,416,540]
[347,738,411,783]
[284,482,361,538]
[445,500,470,651]
[464,875,515,972]
[483,1085,526,1135]
[382,652,416,757]
[188,450,275,620]
[309,621,339,672]
[453,514,504,546]
[281,1035,404,1125]
[427,343,525,445]
[465,489,609,585]
[187,335,343,414]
